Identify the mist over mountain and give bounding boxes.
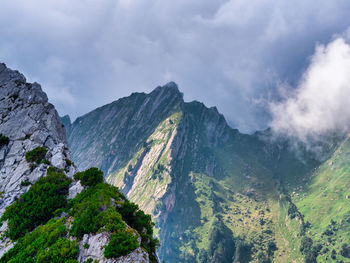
[270,37,350,144]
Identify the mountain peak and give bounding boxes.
[152,81,182,97]
[163,81,178,89]
[0,63,26,86]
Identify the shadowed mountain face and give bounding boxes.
[66,82,183,175]
[64,83,348,263]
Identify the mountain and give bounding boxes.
[0,63,158,263]
[0,63,76,257]
[294,136,350,262]
[64,83,347,262]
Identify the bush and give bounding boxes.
[68,183,124,238]
[0,134,9,147]
[69,205,100,238]
[0,219,79,263]
[68,182,148,259]
[104,231,139,258]
[41,159,51,165]
[70,186,158,260]
[69,205,125,239]
[36,237,79,263]
[300,237,320,263]
[341,243,350,258]
[20,179,31,187]
[267,240,278,256]
[119,200,159,261]
[0,168,71,240]
[25,146,48,164]
[74,167,104,187]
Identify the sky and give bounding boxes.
[270,36,350,143]
[1,1,350,133]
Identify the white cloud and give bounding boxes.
[270,37,350,141]
[0,1,350,131]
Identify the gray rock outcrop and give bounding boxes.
[0,63,77,256]
[78,231,149,263]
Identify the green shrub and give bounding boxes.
[300,236,319,263]
[98,207,125,232]
[267,240,278,256]
[341,243,350,258]
[69,205,100,238]
[68,182,157,259]
[41,159,51,165]
[0,134,9,147]
[0,168,71,240]
[68,183,124,238]
[20,179,31,187]
[104,231,139,258]
[119,200,159,261]
[25,146,48,164]
[29,162,37,171]
[74,167,104,187]
[0,219,79,263]
[36,237,79,263]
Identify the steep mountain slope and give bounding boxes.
[66,82,182,174]
[0,64,158,263]
[293,136,350,262]
[65,83,323,262]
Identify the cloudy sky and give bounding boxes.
[1,0,350,133]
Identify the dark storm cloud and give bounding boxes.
[1,0,350,132]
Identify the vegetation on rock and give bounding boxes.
[0,167,71,240]
[1,167,158,262]
[119,200,159,261]
[104,230,139,258]
[25,146,48,164]
[0,218,79,263]
[73,167,103,187]
[68,172,158,261]
[0,134,9,147]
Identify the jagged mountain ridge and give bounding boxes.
[65,83,327,262]
[0,63,157,263]
[67,82,182,175]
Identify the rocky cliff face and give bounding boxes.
[0,64,155,263]
[65,83,322,262]
[0,63,77,256]
[67,82,183,174]
[0,63,75,213]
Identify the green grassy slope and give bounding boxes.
[156,102,319,263]
[295,136,350,262]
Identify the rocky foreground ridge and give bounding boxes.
[0,63,157,262]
